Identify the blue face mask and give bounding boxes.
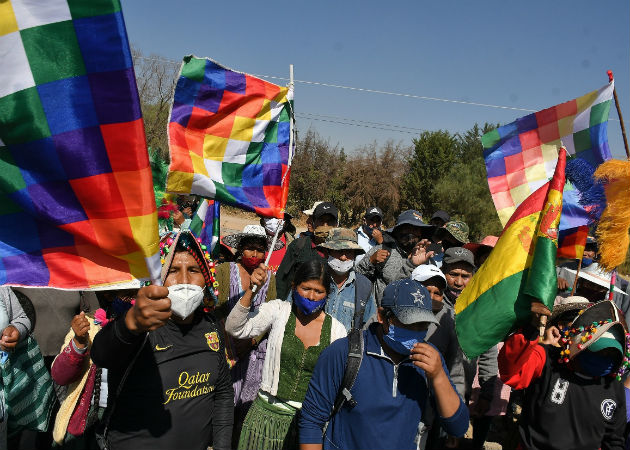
[292,289,326,316]
[581,257,594,268]
[383,324,427,356]
[577,350,617,377]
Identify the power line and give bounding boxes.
[295,113,419,135]
[134,55,625,124]
[298,112,425,132]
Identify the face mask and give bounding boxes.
[327,256,354,275]
[362,224,374,238]
[264,218,282,236]
[242,256,264,271]
[383,324,427,356]
[292,289,326,316]
[576,350,617,377]
[397,233,419,253]
[168,284,204,319]
[581,257,594,268]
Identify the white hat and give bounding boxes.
[222,225,285,251]
[564,268,627,295]
[411,264,447,289]
[302,201,323,216]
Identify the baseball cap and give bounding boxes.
[365,206,383,219]
[312,202,339,221]
[430,210,450,223]
[411,264,447,289]
[381,279,438,325]
[442,247,475,268]
[302,201,323,216]
[317,228,364,253]
[434,221,470,244]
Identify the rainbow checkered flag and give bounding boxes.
[167,56,294,219]
[189,199,221,258]
[0,0,161,288]
[482,81,614,258]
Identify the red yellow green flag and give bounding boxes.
[455,150,566,358]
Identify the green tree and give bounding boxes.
[400,130,458,216]
[432,123,502,240]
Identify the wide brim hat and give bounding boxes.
[550,296,591,322]
[317,227,365,253]
[386,210,435,234]
[564,267,627,295]
[222,225,285,252]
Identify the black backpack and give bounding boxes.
[322,278,369,434]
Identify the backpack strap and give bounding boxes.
[351,274,371,329]
[323,327,364,435]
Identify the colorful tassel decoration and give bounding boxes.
[593,159,630,271]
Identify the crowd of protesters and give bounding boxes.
[1,199,629,450]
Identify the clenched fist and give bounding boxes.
[125,285,171,334]
[72,312,90,348]
[249,264,269,290]
[0,325,20,351]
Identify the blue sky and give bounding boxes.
[122,0,629,158]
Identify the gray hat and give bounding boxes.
[442,247,475,269]
[381,279,438,325]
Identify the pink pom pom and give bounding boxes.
[94,308,109,327]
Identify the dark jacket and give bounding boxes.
[91,311,233,450]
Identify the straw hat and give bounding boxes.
[222,225,284,252]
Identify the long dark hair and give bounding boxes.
[292,258,333,296]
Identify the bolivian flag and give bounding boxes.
[455,150,566,358]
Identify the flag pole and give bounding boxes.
[571,257,582,293]
[251,220,283,294]
[607,70,630,159]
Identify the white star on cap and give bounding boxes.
[410,290,425,305]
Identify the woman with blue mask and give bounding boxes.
[225,259,347,450]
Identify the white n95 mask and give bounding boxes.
[327,256,354,275]
[168,284,204,319]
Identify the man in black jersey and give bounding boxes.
[499,300,628,450]
[91,231,233,450]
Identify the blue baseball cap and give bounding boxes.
[381,279,439,325]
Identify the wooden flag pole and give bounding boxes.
[251,220,283,294]
[571,257,583,293]
[607,70,630,159]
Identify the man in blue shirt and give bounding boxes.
[299,279,468,450]
[317,228,376,331]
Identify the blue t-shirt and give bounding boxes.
[299,324,469,449]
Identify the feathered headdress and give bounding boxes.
[593,159,630,271]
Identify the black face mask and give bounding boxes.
[397,233,419,253]
[362,224,375,238]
